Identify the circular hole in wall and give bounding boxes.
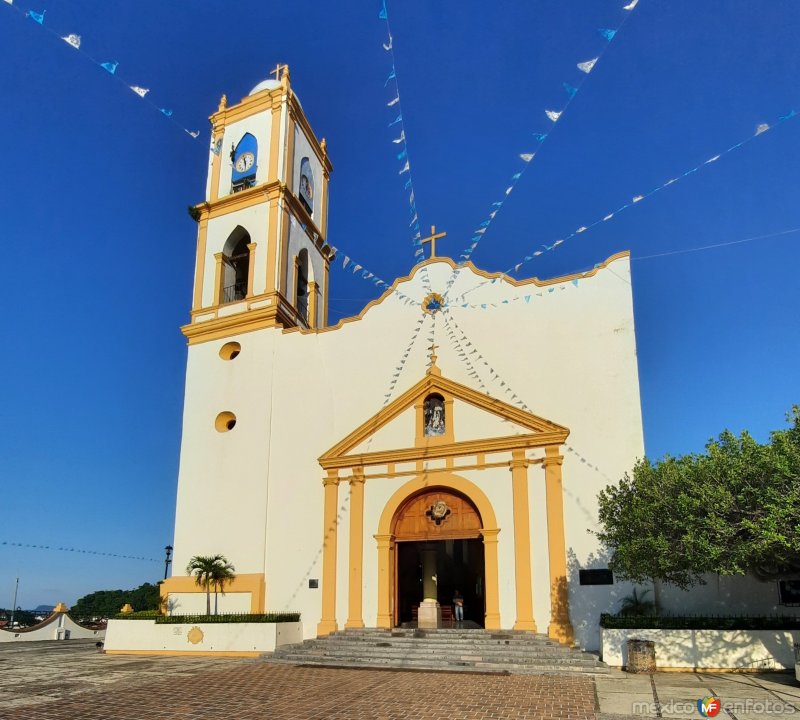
[215,411,237,432]
[219,342,241,360]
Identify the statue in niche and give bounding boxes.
[423,394,445,437]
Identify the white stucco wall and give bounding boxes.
[0,613,105,643]
[172,256,650,644]
[601,627,800,670]
[104,620,302,654]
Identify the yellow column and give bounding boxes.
[317,471,339,636]
[375,534,393,628]
[510,450,536,631]
[481,528,501,630]
[192,216,208,311]
[308,280,319,329]
[213,252,224,306]
[246,242,257,298]
[322,260,330,327]
[543,446,575,644]
[210,127,223,202]
[345,470,365,629]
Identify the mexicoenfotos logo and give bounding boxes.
[697,696,722,717]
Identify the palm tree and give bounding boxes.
[211,558,236,615]
[618,588,656,617]
[186,555,235,615]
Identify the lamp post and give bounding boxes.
[163,545,173,580]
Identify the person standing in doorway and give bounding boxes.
[453,590,464,624]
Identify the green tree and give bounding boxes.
[596,407,800,589]
[186,555,235,615]
[71,583,161,618]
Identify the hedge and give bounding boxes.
[600,613,800,630]
[114,611,300,623]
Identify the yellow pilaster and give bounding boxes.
[322,261,330,327]
[268,101,283,183]
[308,280,319,329]
[543,446,575,644]
[510,450,537,631]
[246,242,257,298]
[375,534,393,628]
[213,252,224,306]
[210,128,223,202]
[266,201,279,293]
[481,528,501,630]
[192,216,208,310]
[345,469,365,629]
[317,471,340,637]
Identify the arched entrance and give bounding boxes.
[375,474,501,630]
[394,488,484,626]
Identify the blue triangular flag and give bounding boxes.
[563,82,578,99]
[388,114,402,126]
[532,132,548,141]
[101,61,119,75]
[379,0,387,19]
[384,67,396,87]
[599,28,617,40]
[160,108,173,117]
[27,9,45,24]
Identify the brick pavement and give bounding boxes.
[2,657,597,720]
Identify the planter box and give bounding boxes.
[104,620,302,656]
[601,628,800,670]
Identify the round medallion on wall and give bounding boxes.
[422,292,444,315]
[187,626,204,645]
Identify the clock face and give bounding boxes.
[235,152,255,173]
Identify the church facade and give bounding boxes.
[161,69,647,651]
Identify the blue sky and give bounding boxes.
[1,0,798,607]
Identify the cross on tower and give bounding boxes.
[421,225,446,258]
[270,63,289,82]
[429,343,439,365]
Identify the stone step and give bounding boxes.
[264,628,609,676]
[267,655,609,675]
[288,644,595,660]
[275,652,601,668]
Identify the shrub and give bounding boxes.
[600,613,800,630]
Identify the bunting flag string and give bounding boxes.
[329,242,420,307]
[450,0,640,280]
[444,310,614,479]
[378,0,421,255]
[3,0,200,139]
[450,106,799,305]
[377,0,432,291]
[1,539,159,562]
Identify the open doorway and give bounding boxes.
[396,538,485,626]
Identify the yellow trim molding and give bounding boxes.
[286,251,631,336]
[509,450,536,632]
[160,573,266,614]
[375,473,501,631]
[319,370,569,470]
[317,471,340,636]
[106,650,261,658]
[542,446,575,645]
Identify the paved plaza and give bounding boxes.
[2,640,800,720]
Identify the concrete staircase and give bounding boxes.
[266,627,609,675]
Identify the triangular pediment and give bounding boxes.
[319,370,569,469]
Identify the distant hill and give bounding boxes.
[34,605,55,614]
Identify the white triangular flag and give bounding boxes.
[545,109,561,122]
[130,86,150,98]
[577,58,598,74]
[603,213,614,221]
[505,186,513,195]
[632,195,643,202]
[519,152,535,162]
[62,34,81,49]
[705,155,720,164]
[755,123,769,135]
[576,226,587,233]
[623,0,639,10]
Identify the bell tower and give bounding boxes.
[182,65,334,344]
